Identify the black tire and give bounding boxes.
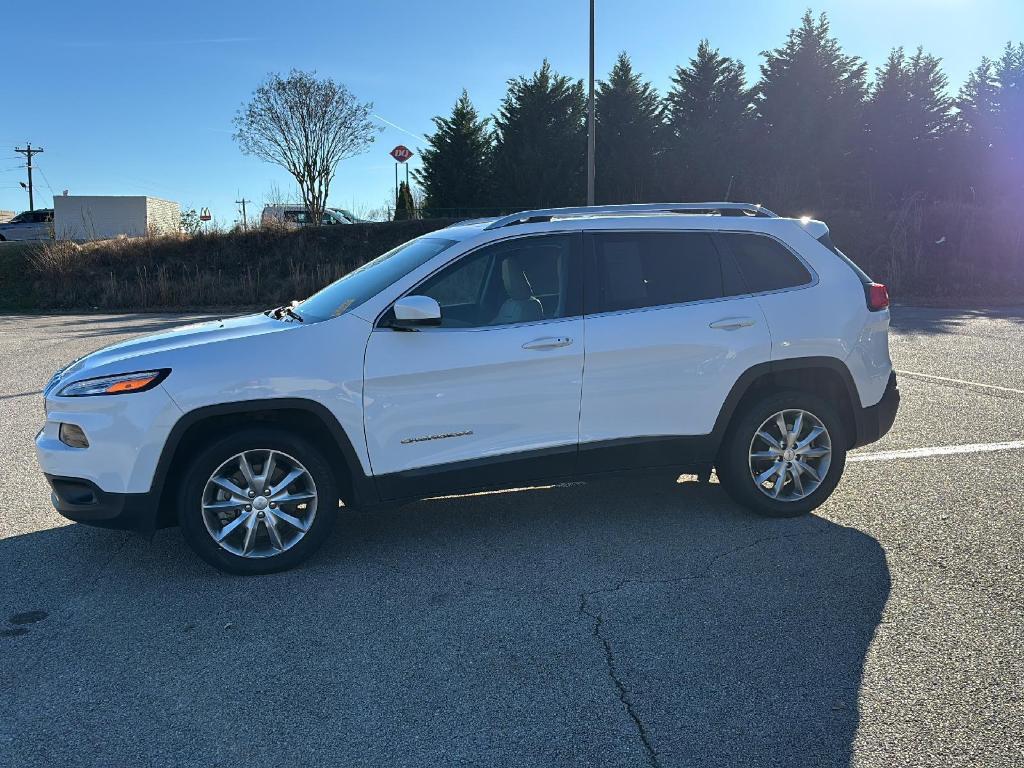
[177,426,339,575]
[716,390,847,518]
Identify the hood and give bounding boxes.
[58,312,299,382]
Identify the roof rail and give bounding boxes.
[482,202,777,230]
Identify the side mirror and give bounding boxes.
[392,295,441,328]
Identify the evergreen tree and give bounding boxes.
[754,11,868,208]
[413,90,494,218]
[953,45,1024,200]
[864,47,952,202]
[664,39,751,201]
[492,60,587,208]
[394,181,415,221]
[993,42,1024,198]
[594,52,662,203]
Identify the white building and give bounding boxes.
[53,195,180,240]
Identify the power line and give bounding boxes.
[35,164,55,196]
[14,143,43,211]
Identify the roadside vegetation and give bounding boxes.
[2,199,1020,312]
[5,221,451,312]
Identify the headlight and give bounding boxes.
[57,369,169,397]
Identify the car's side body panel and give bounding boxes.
[577,296,771,449]
[363,316,585,488]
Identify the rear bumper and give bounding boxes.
[45,474,159,534]
[853,372,900,448]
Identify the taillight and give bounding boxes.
[866,282,889,311]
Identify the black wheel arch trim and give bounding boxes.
[148,398,377,527]
[709,356,870,451]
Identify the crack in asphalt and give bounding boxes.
[579,591,662,767]
[577,528,829,768]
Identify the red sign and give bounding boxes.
[390,145,414,163]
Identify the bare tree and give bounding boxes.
[233,70,378,227]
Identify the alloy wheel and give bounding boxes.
[201,449,318,558]
[748,409,832,502]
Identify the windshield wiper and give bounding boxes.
[268,303,305,323]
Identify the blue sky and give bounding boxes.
[3,0,1021,224]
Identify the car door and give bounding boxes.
[363,232,585,500]
[578,229,772,472]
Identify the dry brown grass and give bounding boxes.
[24,220,455,311]
[819,201,1024,301]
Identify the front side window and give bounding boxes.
[587,232,723,314]
[411,233,581,328]
[720,233,812,293]
[296,236,457,323]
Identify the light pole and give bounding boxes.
[586,0,596,206]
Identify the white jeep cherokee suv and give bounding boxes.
[37,203,899,574]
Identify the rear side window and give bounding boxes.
[588,232,722,313]
[719,233,812,293]
[817,232,871,284]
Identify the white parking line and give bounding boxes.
[896,369,1024,396]
[850,440,1024,463]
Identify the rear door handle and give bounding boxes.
[709,316,756,330]
[522,336,573,350]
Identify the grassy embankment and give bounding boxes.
[1,202,1021,312]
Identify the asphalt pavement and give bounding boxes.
[0,307,1021,767]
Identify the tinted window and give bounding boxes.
[414,234,580,328]
[589,232,722,313]
[721,233,812,293]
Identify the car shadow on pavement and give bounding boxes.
[891,304,1024,335]
[0,478,889,768]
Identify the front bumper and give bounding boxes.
[853,372,900,448]
[35,384,181,494]
[45,474,158,533]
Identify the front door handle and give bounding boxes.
[522,336,573,350]
[709,316,757,331]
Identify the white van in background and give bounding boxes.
[261,206,363,228]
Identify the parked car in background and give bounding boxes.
[261,205,362,228]
[0,208,53,241]
[36,202,899,575]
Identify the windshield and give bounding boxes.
[295,236,457,322]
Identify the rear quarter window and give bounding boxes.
[719,233,812,293]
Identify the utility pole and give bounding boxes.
[235,197,252,230]
[586,0,596,206]
[14,143,44,212]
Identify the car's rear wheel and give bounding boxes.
[716,391,847,517]
[178,427,338,574]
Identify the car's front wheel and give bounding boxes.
[716,391,847,517]
[177,427,338,574]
